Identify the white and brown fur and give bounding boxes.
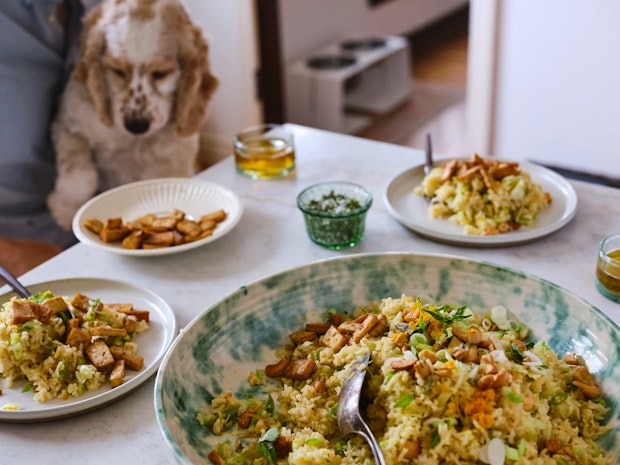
[48,0,218,230]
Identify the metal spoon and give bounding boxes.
[0,265,31,298]
[338,351,387,465]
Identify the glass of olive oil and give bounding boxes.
[595,232,620,302]
[233,124,295,179]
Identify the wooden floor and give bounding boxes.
[356,8,469,157]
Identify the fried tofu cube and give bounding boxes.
[109,346,144,371]
[66,327,91,347]
[86,340,115,369]
[100,225,131,243]
[321,326,347,352]
[42,295,69,315]
[122,230,144,249]
[289,330,317,345]
[176,219,202,237]
[109,305,150,323]
[200,209,227,224]
[283,359,316,380]
[83,218,104,235]
[142,231,175,247]
[89,327,128,337]
[10,299,37,324]
[109,359,126,388]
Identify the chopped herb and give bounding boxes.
[328,404,338,420]
[423,305,471,326]
[306,191,361,215]
[258,427,279,465]
[306,438,325,447]
[508,343,525,363]
[265,395,275,415]
[21,383,34,393]
[430,429,440,448]
[394,394,414,408]
[550,392,568,406]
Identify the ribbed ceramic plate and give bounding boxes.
[0,278,176,421]
[154,253,619,464]
[384,162,578,246]
[73,178,243,256]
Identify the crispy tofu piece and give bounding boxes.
[104,217,124,229]
[142,231,175,247]
[305,323,331,335]
[150,216,178,231]
[66,327,91,347]
[321,325,347,352]
[86,340,115,369]
[200,209,227,224]
[100,226,131,243]
[10,299,37,324]
[122,230,144,249]
[109,346,144,371]
[283,359,316,380]
[42,295,69,315]
[176,219,202,237]
[199,219,217,232]
[123,317,137,333]
[289,330,317,345]
[109,359,126,388]
[367,314,388,338]
[265,359,289,377]
[109,304,150,323]
[90,326,128,337]
[83,218,104,235]
[70,293,91,312]
[350,313,379,344]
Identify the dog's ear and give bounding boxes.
[72,7,114,127]
[174,23,219,137]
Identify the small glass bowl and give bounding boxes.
[297,181,373,249]
[595,232,620,303]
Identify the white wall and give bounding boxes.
[469,0,620,178]
[183,0,262,162]
[279,0,468,63]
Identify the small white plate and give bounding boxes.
[383,161,578,246]
[0,278,177,422]
[73,178,243,256]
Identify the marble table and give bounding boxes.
[1,124,619,464]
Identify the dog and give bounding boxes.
[47,0,218,230]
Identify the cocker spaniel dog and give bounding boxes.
[48,0,218,230]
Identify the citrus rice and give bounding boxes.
[0,291,149,403]
[415,154,552,235]
[198,295,611,465]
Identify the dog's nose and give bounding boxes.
[124,118,150,135]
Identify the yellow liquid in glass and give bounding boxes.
[596,248,620,296]
[234,137,295,179]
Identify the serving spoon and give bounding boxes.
[338,350,387,465]
[0,264,31,298]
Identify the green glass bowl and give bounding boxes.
[296,181,373,249]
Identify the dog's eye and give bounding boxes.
[109,67,126,79]
[152,70,172,81]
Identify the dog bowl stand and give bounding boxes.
[285,35,411,134]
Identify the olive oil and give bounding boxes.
[234,136,295,179]
[595,248,620,300]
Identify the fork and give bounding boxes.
[337,351,387,465]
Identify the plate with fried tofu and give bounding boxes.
[72,178,243,256]
[0,277,176,421]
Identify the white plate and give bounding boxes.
[383,161,578,246]
[73,178,243,256]
[0,278,177,422]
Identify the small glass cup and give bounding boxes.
[595,232,620,303]
[233,124,295,179]
[297,181,373,250]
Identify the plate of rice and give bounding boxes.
[383,156,578,246]
[0,278,176,421]
[154,253,619,465]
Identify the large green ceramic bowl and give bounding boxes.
[154,253,619,464]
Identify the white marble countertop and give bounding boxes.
[1,124,619,464]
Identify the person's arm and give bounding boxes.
[0,237,61,278]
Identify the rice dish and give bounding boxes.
[0,291,149,403]
[198,295,611,465]
[415,154,552,235]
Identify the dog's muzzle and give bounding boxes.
[124,118,150,135]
